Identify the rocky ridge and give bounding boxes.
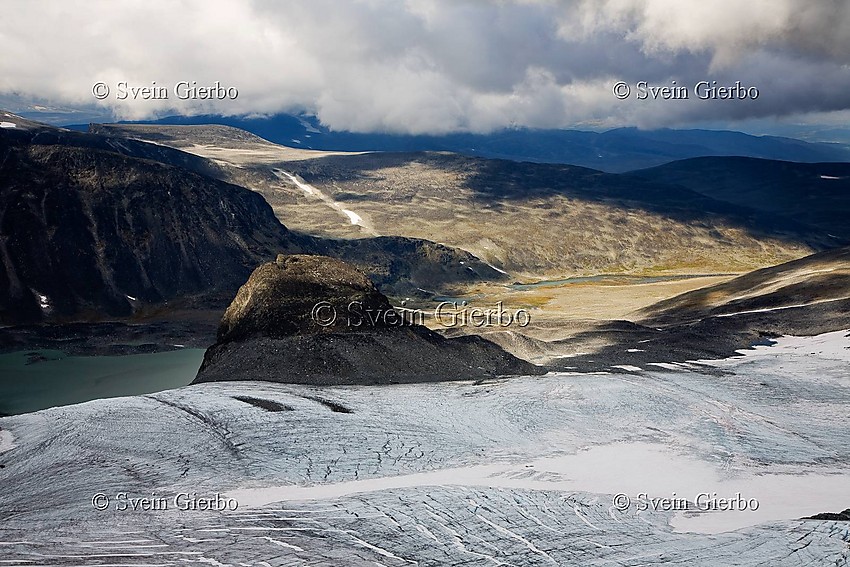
[0,112,504,325]
[194,254,542,385]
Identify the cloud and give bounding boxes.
[0,0,848,133]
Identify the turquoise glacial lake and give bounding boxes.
[0,349,205,416]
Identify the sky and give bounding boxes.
[1,0,849,136]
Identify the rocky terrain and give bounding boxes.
[634,157,850,241]
[0,125,298,323]
[194,254,541,385]
[0,113,503,327]
[539,246,850,372]
[96,123,832,279]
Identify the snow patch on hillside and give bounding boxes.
[342,209,363,225]
[272,169,376,233]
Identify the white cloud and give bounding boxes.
[0,0,848,133]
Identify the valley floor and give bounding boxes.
[0,331,848,565]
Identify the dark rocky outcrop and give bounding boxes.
[216,254,391,342]
[0,139,300,323]
[194,254,543,385]
[805,509,850,521]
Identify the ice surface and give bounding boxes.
[484,261,508,275]
[0,331,848,564]
[273,168,316,196]
[0,121,16,128]
[229,440,850,533]
[273,168,373,232]
[342,209,363,225]
[0,429,15,453]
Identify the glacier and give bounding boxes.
[0,331,848,565]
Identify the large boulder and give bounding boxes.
[194,254,543,385]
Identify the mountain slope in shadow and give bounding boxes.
[0,113,502,325]
[634,157,850,241]
[638,245,850,325]
[544,247,850,372]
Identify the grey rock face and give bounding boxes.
[194,254,543,385]
[217,254,394,341]
[0,139,299,323]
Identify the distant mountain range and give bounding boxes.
[64,113,850,173]
[94,122,846,280]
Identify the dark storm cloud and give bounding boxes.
[0,0,848,133]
